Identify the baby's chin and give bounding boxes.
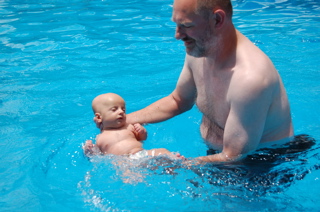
[116,119,126,126]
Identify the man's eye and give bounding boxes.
[178,24,192,29]
[182,24,193,28]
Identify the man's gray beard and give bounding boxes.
[188,35,221,58]
[187,46,206,58]
[187,29,218,57]
[186,41,215,58]
[186,38,207,57]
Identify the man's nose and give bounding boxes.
[175,26,186,40]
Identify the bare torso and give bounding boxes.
[191,31,293,151]
[96,124,144,155]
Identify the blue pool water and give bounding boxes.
[1,0,319,211]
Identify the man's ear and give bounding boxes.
[213,9,225,28]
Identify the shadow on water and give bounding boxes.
[186,134,319,197]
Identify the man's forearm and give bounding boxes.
[127,95,182,124]
[196,152,244,163]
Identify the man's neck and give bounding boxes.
[205,25,238,71]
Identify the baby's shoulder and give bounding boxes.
[95,132,108,143]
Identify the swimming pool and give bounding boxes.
[1,0,319,211]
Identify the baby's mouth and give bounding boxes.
[117,116,125,121]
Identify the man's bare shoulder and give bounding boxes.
[230,51,278,103]
[237,32,270,64]
[236,34,279,84]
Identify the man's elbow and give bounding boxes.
[170,93,194,114]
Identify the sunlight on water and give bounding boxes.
[0,0,319,211]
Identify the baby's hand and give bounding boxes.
[83,140,95,156]
[133,123,147,140]
[83,140,102,156]
[133,123,144,133]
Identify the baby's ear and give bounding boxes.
[93,113,103,129]
[94,113,102,122]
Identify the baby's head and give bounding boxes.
[92,93,126,130]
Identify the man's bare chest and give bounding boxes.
[194,73,231,126]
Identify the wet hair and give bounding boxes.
[195,0,233,19]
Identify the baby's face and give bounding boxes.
[99,96,126,129]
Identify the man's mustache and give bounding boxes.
[182,37,193,42]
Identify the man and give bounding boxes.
[127,0,293,162]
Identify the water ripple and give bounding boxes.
[0,0,319,211]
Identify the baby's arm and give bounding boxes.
[83,140,101,156]
[133,123,147,141]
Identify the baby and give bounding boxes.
[83,93,180,159]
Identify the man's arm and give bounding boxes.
[196,75,274,162]
[127,94,183,124]
[127,58,196,124]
